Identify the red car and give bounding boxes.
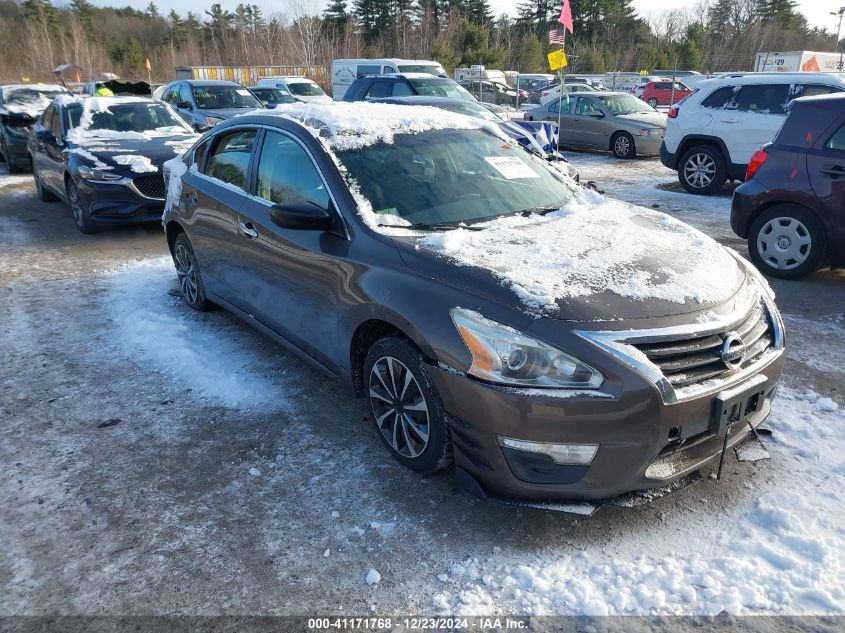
[641,81,692,107]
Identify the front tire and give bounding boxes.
[66,178,96,233]
[647,97,659,108]
[173,233,213,311]
[364,336,452,475]
[678,144,727,195]
[748,205,826,279]
[611,132,635,159]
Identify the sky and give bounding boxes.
[90,0,839,33]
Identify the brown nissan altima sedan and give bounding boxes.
[162,102,785,505]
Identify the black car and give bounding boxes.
[29,96,198,233]
[0,83,70,172]
[161,103,783,504]
[158,80,264,131]
[342,73,476,102]
[731,93,845,279]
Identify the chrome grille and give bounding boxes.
[631,302,774,388]
[133,174,165,199]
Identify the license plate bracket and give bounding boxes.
[711,379,768,435]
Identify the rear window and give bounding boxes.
[701,86,737,109]
[204,129,256,191]
[791,84,844,99]
[827,123,845,151]
[366,81,392,99]
[733,84,790,115]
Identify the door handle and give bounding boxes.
[238,221,258,239]
[720,118,739,124]
[820,165,844,178]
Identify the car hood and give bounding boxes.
[615,112,666,128]
[390,190,746,322]
[293,95,333,104]
[65,133,199,175]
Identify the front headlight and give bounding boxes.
[77,165,122,182]
[639,128,663,138]
[450,308,604,389]
[205,116,224,126]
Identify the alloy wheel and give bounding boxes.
[368,356,430,459]
[67,181,85,226]
[683,153,716,189]
[756,216,812,271]
[174,243,199,305]
[648,98,659,107]
[614,135,631,157]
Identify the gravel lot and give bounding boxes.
[1,153,844,617]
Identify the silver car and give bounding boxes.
[525,91,666,159]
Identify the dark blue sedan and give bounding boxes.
[28,96,198,233]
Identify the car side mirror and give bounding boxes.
[270,201,332,231]
[586,111,605,118]
[176,101,193,110]
[193,122,210,133]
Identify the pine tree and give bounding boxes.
[322,0,348,37]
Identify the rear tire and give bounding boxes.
[678,144,727,195]
[364,336,452,475]
[647,97,659,108]
[611,132,635,159]
[173,233,213,311]
[748,205,826,279]
[1,137,24,173]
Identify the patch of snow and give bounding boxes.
[64,147,112,171]
[248,467,261,477]
[163,156,188,213]
[365,569,381,586]
[103,258,289,410]
[435,386,845,615]
[113,154,157,174]
[417,189,742,314]
[323,549,330,558]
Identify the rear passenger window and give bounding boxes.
[255,131,328,208]
[391,81,413,97]
[701,87,737,109]
[734,84,790,115]
[367,81,391,99]
[204,129,256,191]
[826,123,845,151]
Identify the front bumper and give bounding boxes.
[635,136,663,156]
[77,177,164,224]
[428,348,784,502]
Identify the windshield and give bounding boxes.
[409,78,475,101]
[398,64,447,76]
[253,88,295,105]
[191,85,261,109]
[5,88,66,104]
[287,81,326,97]
[599,94,654,115]
[70,102,194,134]
[336,129,574,226]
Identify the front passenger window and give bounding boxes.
[391,81,413,97]
[204,130,256,191]
[256,131,329,208]
[576,98,598,116]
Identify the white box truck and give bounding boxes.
[754,51,845,73]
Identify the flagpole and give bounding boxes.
[556,30,565,153]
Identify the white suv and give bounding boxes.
[660,72,845,195]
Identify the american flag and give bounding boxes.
[548,29,566,45]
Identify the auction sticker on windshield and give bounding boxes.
[484,156,539,179]
[236,89,251,96]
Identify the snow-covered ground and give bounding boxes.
[1,153,844,617]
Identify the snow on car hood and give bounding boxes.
[64,134,198,174]
[0,84,68,118]
[395,189,745,320]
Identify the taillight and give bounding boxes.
[668,106,679,119]
[746,149,768,180]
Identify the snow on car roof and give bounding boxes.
[1,83,67,95]
[261,101,504,151]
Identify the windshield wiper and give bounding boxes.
[378,222,482,231]
[519,205,561,217]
